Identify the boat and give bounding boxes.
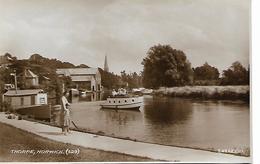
[2,89,50,120]
[69,88,79,96]
[101,94,143,110]
[142,89,153,95]
[16,105,50,120]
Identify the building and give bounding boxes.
[56,68,102,91]
[2,89,48,109]
[104,55,109,72]
[21,69,39,87]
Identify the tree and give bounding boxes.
[120,70,142,89]
[142,44,193,88]
[99,68,123,89]
[221,61,249,85]
[193,62,219,80]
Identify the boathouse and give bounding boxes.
[56,68,102,91]
[2,89,47,109]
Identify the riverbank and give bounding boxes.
[153,85,249,101]
[0,122,152,162]
[0,112,250,163]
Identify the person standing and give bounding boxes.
[63,103,71,135]
[60,92,71,135]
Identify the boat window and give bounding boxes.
[109,101,111,103]
[125,100,127,102]
[132,99,134,102]
[118,101,120,103]
[114,101,116,103]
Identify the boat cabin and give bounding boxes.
[2,89,47,110]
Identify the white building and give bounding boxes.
[56,68,102,91]
[22,69,39,87]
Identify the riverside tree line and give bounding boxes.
[101,44,249,89]
[142,44,249,88]
[0,44,249,94]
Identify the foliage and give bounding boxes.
[120,71,142,89]
[46,73,63,104]
[221,61,249,85]
[76,64,89,68]
[193,62,219,80]
[99,68,123,89]
[29,54,77,69]
[155,85,249,102]
[0,67,13,92]
[99,68,143,90]
[142,44,193,88]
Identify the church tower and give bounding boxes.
[104,55,109,72]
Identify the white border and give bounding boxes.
[252,0,259,163]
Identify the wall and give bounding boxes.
[36,93,48,105]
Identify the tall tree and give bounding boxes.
[193,62,219,80]
[142,44,193,88]
[221,61,249,85]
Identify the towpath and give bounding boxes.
[0,113,250,163]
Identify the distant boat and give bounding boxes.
[101,95,143,110]
[69,88,79,96]
[79,89,93,97]
[142,89,153,95]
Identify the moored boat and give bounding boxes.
[101,95,143,110]
[69,88,80,96]
[2,89,50,120]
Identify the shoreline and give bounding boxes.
[0,122,153,162]
[153,85,249,102]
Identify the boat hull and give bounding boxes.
[16,105,50,120]
[101,96,143,110]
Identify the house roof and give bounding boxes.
[56,68,99,76]
[25,69,38,78]
[4,89,44,96]
[42,76,50,80]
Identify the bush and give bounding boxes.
[154,85,249,101]
[18,115,23,120]
[1,101,14,112]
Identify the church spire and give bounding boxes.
[104,55,109,72]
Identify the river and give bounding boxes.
[68,93,250,154]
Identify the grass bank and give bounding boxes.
[0,122,153,162]
[154,85,249,102]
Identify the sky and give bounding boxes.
[0,0,250,74]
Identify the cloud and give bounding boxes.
[0,0,249,74]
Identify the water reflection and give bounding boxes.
[68,91,109,103]
[102,109,141,126]
[142,96,193,124]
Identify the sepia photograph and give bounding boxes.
[0,0,251,163]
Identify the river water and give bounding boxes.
[69,94,250,153]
